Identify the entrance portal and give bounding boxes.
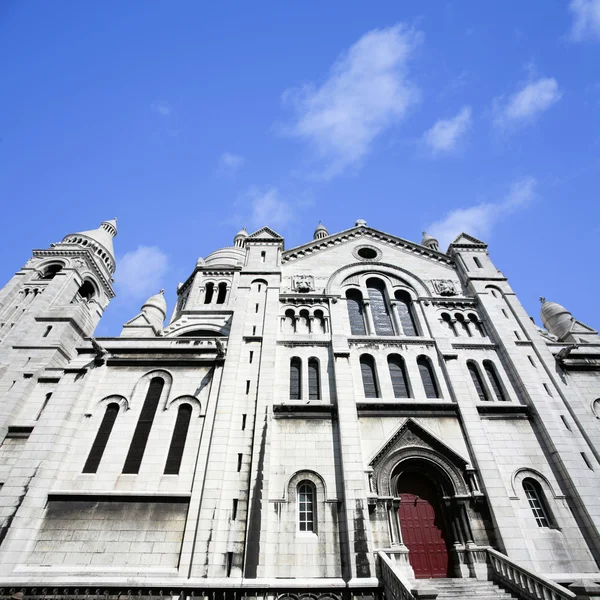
[397,472,450,578]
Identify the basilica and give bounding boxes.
[0,218,599,600]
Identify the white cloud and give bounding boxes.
[218,152,245,175]
[244,186,293,230]
[151,101,172,116]
[494,78,561,127]
[427,177,537,249]
[116,246,169,299]
[423,106,472,154]
[282,24,422,179]
[568,0,600,41]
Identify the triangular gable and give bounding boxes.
[571,321,598,335]
[449,232,487,247]
[368,417,468,469]
[248,226,284,240]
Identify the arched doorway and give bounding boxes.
[397,471,451,578]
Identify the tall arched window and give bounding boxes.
[123,377,165,474]
[83,403,120,473]
[204,282,215,304]
[360,354,379,398]
[417,356,440,398]
[483,361,507,401]
[77,280,96,301]
[395,291,418,336]
[308,358,321,400]
[468,313,485,337]
[468,362,489,401]
[367,279,394,336]
[216,282,227,304]
[346,290,366,335]
[164,404,193,475]
[441,313,457,336]
[474,256,482,268]
[40,264,63,280]
[523,479,552,527]
[290,357,302,400]
[298,481,315,532]
[388,354,410,398]
[455,314,471,336]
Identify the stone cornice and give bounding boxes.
[349,336,436,347]
[282,226,454,265]
[451,342,498,350]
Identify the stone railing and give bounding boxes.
[378,551,416,600]
[487,548,575,600]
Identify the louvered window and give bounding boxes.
[298,482,315,532]
[388,355,410,398]
[164,404,192,475]
[83,403,119,473]
[290,357,302,400]
[468,362,489,401]
[308,358,321,400]
[395,291,417,336]
[367,279,394,336]
[360,355,379,398]
[417,356,439,398]
[523,479,551,527]
[123,377,164,474]
[346,290,366,335]
[484,361,506,401]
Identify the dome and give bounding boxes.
[314,222,329,240]
[142,290,167,317]
[60,218,118,273]
[204,246,246,267]
[421,231,440,251]
[540,297,574,340]
[234,227,248,248]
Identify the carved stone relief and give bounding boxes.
[293,275,315,293]
[431,279,458,296]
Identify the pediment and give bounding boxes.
[248,226,284,240]
[572,320,598,335]
[368,417,468,469]
[449,233,487,247]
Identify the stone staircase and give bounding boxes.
[412,578,519,600]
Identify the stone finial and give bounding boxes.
[355,219,367,227]
[539,297,546,304]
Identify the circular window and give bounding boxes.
[355,245,380,260]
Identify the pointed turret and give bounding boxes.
[60,218,118,274]
[313,222,329,240]
[234,227,248,248]
[421,231,440,252]
[142,289,167,331]
[539,297,599,343]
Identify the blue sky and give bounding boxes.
[1,1,599,336]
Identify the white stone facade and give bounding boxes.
[0,220,599,596]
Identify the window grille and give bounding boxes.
[83,403,119,473]
[468,362,489,401]
[417,356,439,398]
[360,355,379,398]
[298,482,315,532]
[290,357,302,400]
[484,361,506,401]
[388,355,410,398]
[523,479,551,527]
[164,404,192,475]
[367,279,394,335]
[123,377,164,474]
[308,358,321,400]
[346,290,366,335]
[395,291,417,336]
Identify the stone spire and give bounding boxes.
[234,227,248,248]
[313,222,329,240]
[141,289,167,331]
[60,218,118,273]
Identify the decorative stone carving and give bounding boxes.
[293,274,314,293]
[432,279,458,296]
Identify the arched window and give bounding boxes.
[298,481,315,532]
[83,403,120,473]
[360,354,379,398]
[388,354,410,398]
[394,291,418,336]
[468,313,485,337]
[313,309,326,334]
[290,357,302,400]
[468,362,489,401]
[204,282,215,304]
[593,399,600,419]
[216,282,227,304]
[284,308,296,334]
[164,404,193,475]
[455,313,471,337]
[483,361,507,401]
[297,309,310,334]
[123,377,164,474]
[523,479,552,528]
[441,313,457,336]
[77,280,95,301]
[308,358,321,400]
[367,278,394,336]
[40,264,63,280]
[474,256,482,268]
[346,289,366,335]
[417,356,440,398]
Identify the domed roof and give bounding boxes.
[204,246,246,267]
[61,219,118,273]
[421,231,438,247]
[540,297,573,340]
[142,289,167,316]
[234,227,248,239]
[314,221,329,239]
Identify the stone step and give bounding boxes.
[412,578,518,600]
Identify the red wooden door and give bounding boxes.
[398,474,450,578]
